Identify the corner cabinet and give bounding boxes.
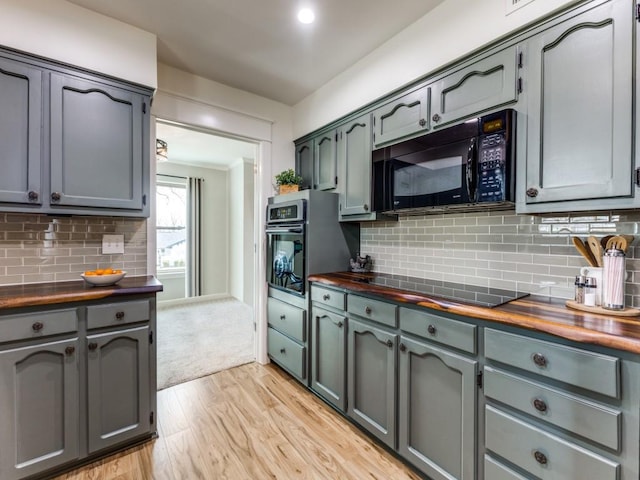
[0,47,152,217]
[519,0,635,213]
[294,130,337,191]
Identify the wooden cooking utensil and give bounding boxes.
[621,234,635,245]
[586,236,603,267]
[572,237,598,267]
[606,235,628,252]
[600,235,614,249]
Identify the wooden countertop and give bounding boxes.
[0,276,163,310]
[309,272,640,355]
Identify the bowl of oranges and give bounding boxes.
[81,268,126,286]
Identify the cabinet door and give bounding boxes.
[0,57,42,206]
[372,85,430,148]
[398,336,477,480]
[430,46,519,129]
[0,338,79,480]
[87,326,151,453]
[524,0,632,205]
[311,307,347,411]
[338,114,373,217]
[295,140,313,190]
[347,317,396,449]
[314,130,337,190]
[50,73,146,211]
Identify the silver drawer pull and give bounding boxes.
[365,306,372,315]
[32,322,44,332]
[280,314,286,320]
[323,294,330,301]
[427,324,436,335]
[532,352,547,368]
[533,398,548,413]
[115,311,125,320]
[533,450,548,465]
[280,348,286,354]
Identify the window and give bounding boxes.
[156,176,187,272]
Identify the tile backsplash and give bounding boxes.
[361,209,640,307]
[0,213,147,286]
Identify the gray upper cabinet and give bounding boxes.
[347,317,397,449]
[314,130,338,190]
[86,325,151,453]
[0,338,80,480]
[0,57,42,206]
[337,114,373,218]
[520,0,633,212]
[398,335,477,480]
[430,46,519,129]
[372,85,430,148]
[50,74,146,212]
[295,140,313,190]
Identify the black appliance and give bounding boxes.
[372,109,515,214]
[266,191,358,297]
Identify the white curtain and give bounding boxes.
[187,177,203,297]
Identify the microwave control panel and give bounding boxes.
[477,133,507,202]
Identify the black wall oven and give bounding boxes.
[372,108,515,213]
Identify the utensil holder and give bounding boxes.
[602,249,626,310]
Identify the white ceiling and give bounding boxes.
[65,0,445,106]
[156,122,257,169]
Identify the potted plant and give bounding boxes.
[275,169,303,195]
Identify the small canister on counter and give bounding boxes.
[584,277,597,307]
[602,248,626,310]
[574,275,585,304]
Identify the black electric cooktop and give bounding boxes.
[354,273,529,308]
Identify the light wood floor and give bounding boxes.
[53,362,422,479]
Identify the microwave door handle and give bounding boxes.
[466,138,478,202]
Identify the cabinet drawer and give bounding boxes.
[268,327,306,380]
[485,406,619,480]
[311,285,345,311]
[484,367,621,450]
[267,297,306,342]
[86,300,150,330]
[484,455,528,480]
[484,328,620,398]
[347,294,397,328]
[0,308,78,343]
[399,307,476,354]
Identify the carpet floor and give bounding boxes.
[157,297,255,390]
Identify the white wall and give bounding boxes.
[229,159,255,306]
[292,0,581,137]
[0,0,157,88]
[156,162,229,297]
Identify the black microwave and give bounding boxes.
[372,109,515,213]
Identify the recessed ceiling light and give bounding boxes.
[297,8,315,24]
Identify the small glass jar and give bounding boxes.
[602,248,626,310]
[584,277,597,307]
[574,275,585,303]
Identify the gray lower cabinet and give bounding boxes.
[520,0,635,212]
[347,317,397,449]
[0,337,80,480]
[372,84,431,148]
[0,296,156,480]
[398,335,477,480]
[0,56,42,206]
[311,306,347,411]
[86,325,150,453]
[267,293,307,383]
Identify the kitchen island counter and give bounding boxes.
[0,275,163,310]
[309,271,640,354]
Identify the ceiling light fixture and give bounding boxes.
[156,139,168,162]
[297,8,315,24]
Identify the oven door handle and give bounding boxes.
[265,226,304,234]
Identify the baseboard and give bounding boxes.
[158,293,234,309]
